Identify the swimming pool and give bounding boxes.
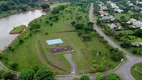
[46,38,63,45]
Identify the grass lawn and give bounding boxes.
[115,30,134,35]
[114,13,130,20]
[1,3,120,75]
[94,16,98,24]
[131,63,142,80]
[10,25,25,34]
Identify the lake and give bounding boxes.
[0,10,46,50]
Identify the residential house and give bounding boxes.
[99,10,109,16]
[108,23,122,30]
[99,15,115,21]
[114,8,123,13]
[44,0,50,4]
[128,18,142,29]
[132,42,142,47]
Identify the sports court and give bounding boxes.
[46,38,74,54]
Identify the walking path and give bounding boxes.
[90,3,142,80]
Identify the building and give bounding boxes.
[108,23,117,29]
[128,18,142,29]
[99,10,109,16]
[44,0,50,4]
[132,42,142,47]
[99,15,115,21]
[114,8,123,13]
[108,23,122,30]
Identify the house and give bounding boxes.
[128,19,142,29]
[108,23,122,30]
[114,8,123,13]
[136,0,142,4]
[44,0,50,4]
[108,23,117,29]
[99,15,115,21]
[132,42,142,47]
[99,10,109,16]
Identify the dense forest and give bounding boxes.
[0,0,42,13]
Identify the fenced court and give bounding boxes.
[46,39,74,54]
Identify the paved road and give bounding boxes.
[56,75,96,80]
[64,54,78,76]
[90,3,142,80]
[56,54,96,80]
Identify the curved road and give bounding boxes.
[64,54,78,76]
[56,54,96,80]
[90,3,142,80]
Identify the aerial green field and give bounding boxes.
[10,25,25,34]
[114,13,130,20]
[1,3,120,75]
[131,63,142,80]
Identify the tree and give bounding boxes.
[80,75,90,80]
[10,62,19,69]
[135,29,142,38]
[71,21,76,26]
[0,69,4,79]
[1,70,14,80]
[75,23,84,30]
[96,72,104,80]
[41,4,50,10]
[19,69,35,80]
[82,35,92,41]
[30,23,41,32]
[120,16,126,22]
[88,22,94,27]
[34,68,55,80]
[120,40,131,48]
[83,27,93,33]
[18,38,24,44]
[106,73,121,80]
[111,49,124,62]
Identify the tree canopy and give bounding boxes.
[34,68,55,80]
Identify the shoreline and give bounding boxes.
[0,8,42,19]
[4,26,27,51]
[9,25,27,34]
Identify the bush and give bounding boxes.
[110,49,124,62]
[96,72,104,80]
[19,69,35,80]
[106,73,121,80]
[34,68,55,80]
[80,75,90,80]
[1,70,14,80]
[10,62,19,69]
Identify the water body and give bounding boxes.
[0,10,46,50]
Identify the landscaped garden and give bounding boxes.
[9,25,26,34]
[0,2,122,75]
[131,63,142,80]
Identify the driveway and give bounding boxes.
[64,54,78,76]
[56,54,96,80]
[89,3,142,80]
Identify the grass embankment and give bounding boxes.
[9,25,26,34]
[131,63,142,80]
[1,3,120,75]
